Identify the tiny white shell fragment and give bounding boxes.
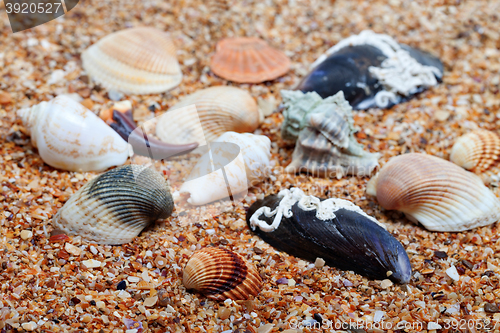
[82,259,102,268]
[446,265,460,281]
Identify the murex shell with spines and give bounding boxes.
[366,153,500,232]
[156,86,260,146]
[247,188,412,284]
[296,30,443,109]
[281,90,380,178]
[81,27,182,94]
[52,165,174,244]
[183,247,263,301]
[450,129,500,184]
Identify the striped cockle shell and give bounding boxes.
[210,37,291,83]
[17,95,130,172]
[366,153,500,232]
[156,86,260,146]
[81,27,182,94]
[52,165,174,244]
[450,129,500,184]
[178,132,271,205]
[182,247,263,301]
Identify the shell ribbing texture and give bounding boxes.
[369,153,500,232]
[182,247,263,301]
[52,165,173,244]
[156,86,260,146]
[81,27,182,94]
[450,129,500,184]
[210,37,291,83]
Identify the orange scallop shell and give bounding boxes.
[182,247,262,301]
[450,129,500,184]
[210,37,291,83]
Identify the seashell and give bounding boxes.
[52,165,174,245]
[296,30,443,109]
[450,129,500,184]
[179,132,271,205]
[281,90,380,178]
[183,247,263,301]
[81,27,182,94]
[156,86,260,146]
[17,95,130,172]
[246,188,412,283]
[210,37,291,83]
[366,153,500,232]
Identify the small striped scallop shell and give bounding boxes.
[210,37,291,83]
[183,247,263,301]
[81,27,182,94]
[52,165,174,244]
[366,153,500,232]
[450,129,500,184]
[156,86,260,146]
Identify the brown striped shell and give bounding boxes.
[182,247,263,301]
[210,37,290,83]
[366,153,500,232]
[450,129,500,184]
[81,27,182,94]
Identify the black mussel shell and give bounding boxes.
[246,194,412,283]
[296,44,443,110]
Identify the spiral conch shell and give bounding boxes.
[81,27,182,94]
[179,132,271,205]
[53,165,174,245]
[17,95,130,172]
[156,86,260,146]
[281,90,380,178]
[183,247,263,301]
[450,129,500,184]
[366,153,500,232]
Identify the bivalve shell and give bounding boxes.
[156,86,260,146]
[366,153,500,232]
[450,129,500,184]
[52,165,174,244]
[182,247,263,301]
[81,27,182,94]
[210,37,291,83]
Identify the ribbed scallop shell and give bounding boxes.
[366,153,500,232]
[183,247,263,301]
[17,95,129,172]
[81,27,182,94]
[450,129,500,184]
[156,86,260,146]
[210,37,291,83]
[52,165,174,244]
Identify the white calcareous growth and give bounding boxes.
[311,30,442,108]
[179,132,271,205]
[249,187,382,232]
[17,95,130,172]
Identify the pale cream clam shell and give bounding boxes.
[179,132,271,205]
[366,153,500,232]
[155,86,260,146]
[52,165,174,245]
[81,27,182,94]
[183,247,263,301]
[450,129,500,184]
[17,95,130,172]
